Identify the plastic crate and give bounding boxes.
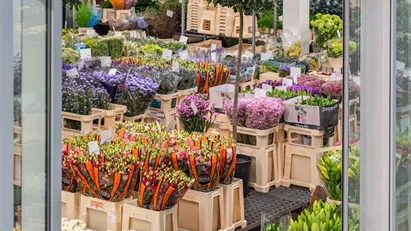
[200,10,217,35]
[62,191,81,220]
[115,9,134,20]
[150,92,179,111]
[231,15,259,38]
[62,109,104,138]
[178,187,225,231]
[122,199,178,231]
[233,126,278,149]
[215,6,237,37]
[178,87,198,103]
[97,104,127,130]
[102,9,116,22]
[219,178,247,230]
[284,125,327,149]
[258,72,281,84]
[146,108,180,131]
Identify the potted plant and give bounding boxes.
[310,14,343,52]
[75,3,93,34]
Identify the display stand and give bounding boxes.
[61,191,81,220]
[257,72,281,84]
[178,87,198,103]
[97,104,127,130]
[150,92,179,111]
[62,109,104,138]
[220,179,247,231]
[178,188,225,231]
[122,199,178,231]
[210,114,232,137]
[146,108,180,130]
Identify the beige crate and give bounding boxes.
[258,72,281,84]
[178,187,225,231]
[219,179,247,230]
[187,0,208,31]
[210,114,232,138]
[79,195,131,231]
[276,140,287,181]
[115,9,134,20]
[77,27,94,35]
[150,92,179,111]
[62,191,81,220]
[123,112,148,122]
[102,8,116,22]
[323,57,342,73]
[281,143,322,190]
[97,104,127,130]
[233,126,278,149]
[215,6,237,37]
[62,109,104,138]
[200,10,217,35]
[238,144,279,192]
[178,87,198,103]
[146,108,181,130]
[231,15,258,38]
[187,40,223,52]
[284,125,327,149]
[122,199,178,231]
[237,80,254,93]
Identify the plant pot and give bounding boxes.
[235,154,252,197]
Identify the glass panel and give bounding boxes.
[348,0,361,229]
[395,0,411,230]
[13,0,48,230]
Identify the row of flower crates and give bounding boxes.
[61,178,246,231]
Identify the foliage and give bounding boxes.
[257,9,283,30]
[62,47,80,64]
[263,222,282,231]
[139,43,164,55]
[298,95,335,106]
[106,37,125,59]
[285,41,301,58]
[310,14,343,50]
[326,38,357,58]
[135,0,160,13]
[288,200,342,231]
[99,0,113,8]
[145,0,181,38]
[266,88,298,99]
[63,0,82,9]
[75,3,92,28]
[318,150,342,200]
[310,0,342,18]
[82,37,110,57]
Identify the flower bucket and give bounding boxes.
[62,163,79,193]
[188,154,220,192]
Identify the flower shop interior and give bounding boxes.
[6,0,411,230]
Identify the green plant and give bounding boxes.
[62,48,80,64]
[266,88,298,99]
[106,37,125,59]
[318,150,342,200]
[298,95,335,106]
[310,14,343,50]
[99,0,113,8]
[288,200,342,231]
[82,37,110,57]
[257,9,283,30]
[263,222,281,231]
[140,43,164,55]
[64,0,82,9]
[310,0,342,18]
[167,42,186,52]
[75,3,92,28]
[326,39,357,58]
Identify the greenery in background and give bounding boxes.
[318,150,342,200]
[310,0,342,18]
[298,95,335,106]
[139,43,164,55]
[135,0,160,13]
[263,222,281,231]
[145,0,181,38]
[75,3,92,28]
[82,37,110,57]
[310,14,343,51]
[99,0,113,8]
[62,47,80,64]
[285,41,301,58]
[288,200,341,231]
[326,38,357,58]
[257,9,283,30]
[167,42,186,52]
[63,0,82,9]
[106,37,125,59]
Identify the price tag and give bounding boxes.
[166,10,174,17]
[114,31,123,37]
[86,29,97,36]
[166,120,177,131]
[211,44,217,50]
[179,50,189,60]
[155,120,162,132]
[108,211,117,224]
[130,31,137,38]
[330,72,341,81]
[108,68,117,75]
[244,50,254,59]
[190,101,198,115]
[99,56,111,67]
[261,51,273,61]
[262,84,273,92]
[254,88,267,97]
[400,115,410,132]
[353,76,361,86]
[179,36,189,44]
[337,30,341,38]
[290,67,301,84]
[282,78,293,87]
[78,59,85,70]
[211,53,217,62]
[100,129,112,144]
[114,84,125,100]
[162,49,173,59]
[80,48,92,59]
[88,141,99,154]
[243,93,254,98]
[66,68,79,78]
[172,61,180,72]
[275,86,288,91]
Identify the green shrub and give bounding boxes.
[75,3,92,28]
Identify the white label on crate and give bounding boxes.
[90,200,104,210]
[66,68,79,78]
[254,88,267,97]
[100,129,112,144]
[166,120,177,131]
[261,84,273,92]
[130,30,137,38]
[330,72,342,81]
[282,79,293,87]
[179,50,189,60]
[86,29,97,36]
[244,50,254,59]
[401,115,410,132]
[179,36,189,44]
[166,10,174,17]
[88,141,99,154]
[337,30,341,38]
[100,56,111,67]
[353,76,361,86]
[172,61,180,72]
[211,53,217,62]
[290,67,301,77]
[211,43,217,50]
[157,111,165,119]
[80,49,92,59]
[162,49,173,60]
[190,101,198,115]
[108,210,117,223]
[156,120,162,132]
[114,31,123,37]
[108,68,117,76]
[275,86,288,91]
[260,52,271,61]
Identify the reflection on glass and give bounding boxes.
[396,0,411,230]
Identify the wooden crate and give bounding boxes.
[281,143,322,190]
[98,104,127,130]
[79,195,131,231]
[284,125,328,149]
[122,199,178,231]
[62,191,81,220]
[62,109,104,138]
[150,92,179,111]
[219,179,247,230]
[102,8,116,22]
[238,144,279,192]
[178,187,225,231]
